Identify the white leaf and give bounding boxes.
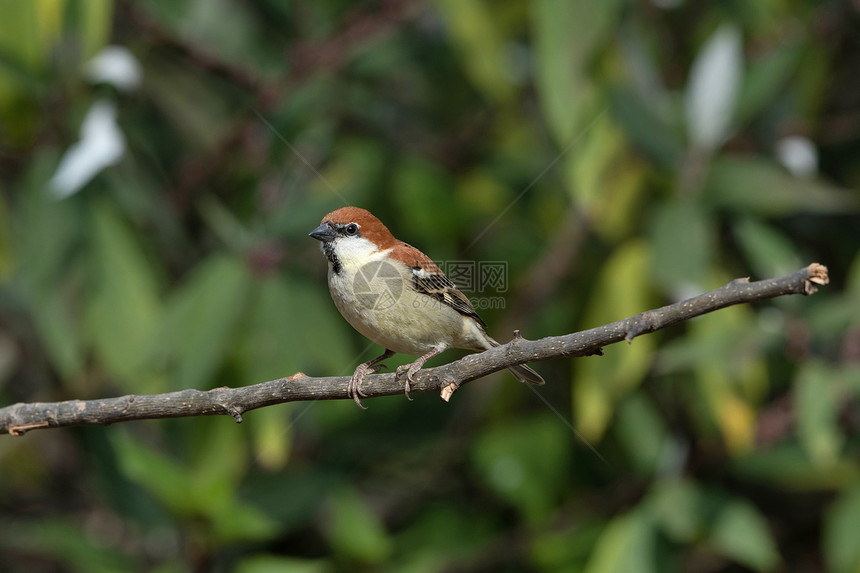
[84,45,142,92]
[685,24,744,149]
[775,136,818,177]
[50,100,126,199]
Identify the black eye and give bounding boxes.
[344,223,359,236]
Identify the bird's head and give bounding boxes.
[309,207,397,272]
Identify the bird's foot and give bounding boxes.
[348,364,372,409]
[395,364,415,400]
[395,346,445,401]
[348,350,395,409]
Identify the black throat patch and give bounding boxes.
[323,241,341,274]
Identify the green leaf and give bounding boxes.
[574,240,655,440]
[0,518,134,573]
[846,252,860,306]
[614,394,669,475]
[209,497,278,543]
[824,486,860,573]
[795,361,843,466]
[531,0,622,144]
[111,429,199,515]
[239,274,353,383]
[708,499,780,572]
[471,415,571,522]
[660,301,769,403]
[17,153,86,379]
[698,370,758,454]
[238,275,302,384]
[85,202,163,390]
[584,511,657,573]
[689,295,768,401]
[29,290,86,380]
[145,55,234,149]
[325,487,393,565]
[74,0,114,59]
[688,301,768,454]
[647,479,708,543]
[735,40,803,125]
[0,0,65,71]
[809,254,860,335]
[238,274,355,469]
[436,0,516,105]
[198,195,255,252]
[391,157,461,248]
[247,404,292,471]
[187,416,249,502]
[160,254,251,389]
[236,556,331,573]
[391,505,496,571]
[178,0,264,71]
[0,189,13,278]
[530,520,604,572]
[733,443,860,490]
[112,426,275,542]
[704,156,859,216]
[733,217,801,279]
[608,86,684,168]
[565,112,650,240]
[648,198,715,293]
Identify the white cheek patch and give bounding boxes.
[335,237,378,260]
[333,237,392,268]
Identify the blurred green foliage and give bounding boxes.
[1,0,859,571]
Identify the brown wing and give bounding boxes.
[391,242,486,328]
[411,268,486,328]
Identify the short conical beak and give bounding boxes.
[309,222,336,242]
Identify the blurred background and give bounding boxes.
[1,0,859,571]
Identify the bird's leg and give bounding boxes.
[395,346,445,400]
[349,349,395,409]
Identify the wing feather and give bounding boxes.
[389,242,486,327]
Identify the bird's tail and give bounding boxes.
[483,335,545,386]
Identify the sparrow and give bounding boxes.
[309,206,545,408]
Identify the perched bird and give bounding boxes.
[309,206,544,408]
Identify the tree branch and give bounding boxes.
[1,264,829,436]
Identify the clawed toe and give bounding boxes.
[395,364,415,400]
[348,350,395,409]
[348,374,368,409]
[348,365,371,409]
